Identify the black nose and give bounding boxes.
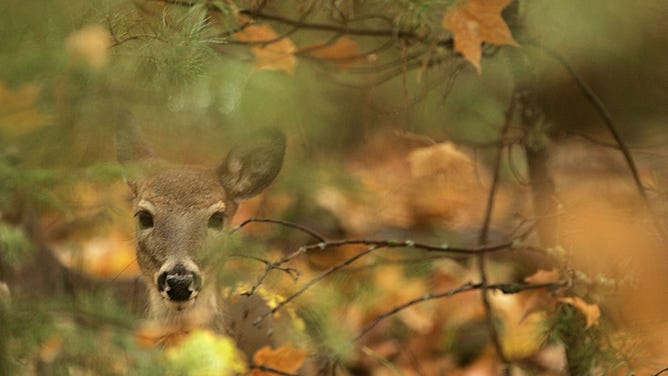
[157,264,201,301]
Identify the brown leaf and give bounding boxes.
[304,37,370,69]
[558,296,601,329]
[251,344,307,375]
[235,24,297,75]
[442,0,519,73]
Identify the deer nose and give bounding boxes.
[157,263,202,302]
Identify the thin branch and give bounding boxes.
[530,42,667,243]
[254,245,381,325]
[232,217,326,242]
[287,238,513,263]
[353,279,568,341]
[156,0,454,48]
[653,367,668,376]
[476,94,516,368]
[227,254,301,296]
[249,363,300,376]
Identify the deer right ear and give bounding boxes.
[115,121,153,194]
[217,129,286,201]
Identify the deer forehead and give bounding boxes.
[136,167,228,210]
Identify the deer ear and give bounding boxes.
[217,129,286,201]
[115,119,153,165]
[115,117,154,194]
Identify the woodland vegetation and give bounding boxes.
[1,0,668,375]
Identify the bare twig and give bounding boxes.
[653,367,668,376]
[254,245,382,325]
[530,42,667,243]
[249,363,300,376]
[354,279,567,341]
[476,95,516,368]
[232,217,326,242]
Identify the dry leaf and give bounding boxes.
[251,344,307,375]
[524,268,561,284]
[558,296,601,329]
[442,0,519,73]
[235,24,297,75]
[305,37,370,69]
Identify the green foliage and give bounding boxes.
[549,304,633,375]
[0,224,32,267]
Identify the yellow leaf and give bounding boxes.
[235,24,297,75]
[501,311,548,360]
[65,24,111,71]
[304,37,370,69]
[442,0,519,73]
[166,330,247,376]
[0,82,50,137]
[251,344,307,375]
[558,296,601,329]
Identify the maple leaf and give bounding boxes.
[558,296,601,329]
[304,37,372,69]
[251,344,307,376]
[442,0,519,74]
[235,24,297,75]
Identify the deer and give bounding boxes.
[115,124,298,359]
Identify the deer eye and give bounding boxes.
[135,209,154,230]
[208,211,225,230]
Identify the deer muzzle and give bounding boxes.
[156,262,202,302]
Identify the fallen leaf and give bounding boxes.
[304,37,369,69]
[235,24,297,75]
[442,0,519,73]
[251,344,307,375]
[557,296,601,329]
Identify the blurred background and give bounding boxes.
[1,0,667,374]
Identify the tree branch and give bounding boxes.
[254,245,382,325]
[530,42,667,243]
[354,279,568,341]
[476,94,516,368]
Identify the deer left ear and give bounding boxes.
[217,129,286,201]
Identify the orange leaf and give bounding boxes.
[524,268,561,284]
[442,0,519,73]
[305,37,370,69]
[251,344,307,375]
[558,296,601,329]
[235,24,297,75]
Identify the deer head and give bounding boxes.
[116,124,285,328]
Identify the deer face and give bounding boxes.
[116,127,285,318]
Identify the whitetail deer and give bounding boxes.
[116,125,293,356]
